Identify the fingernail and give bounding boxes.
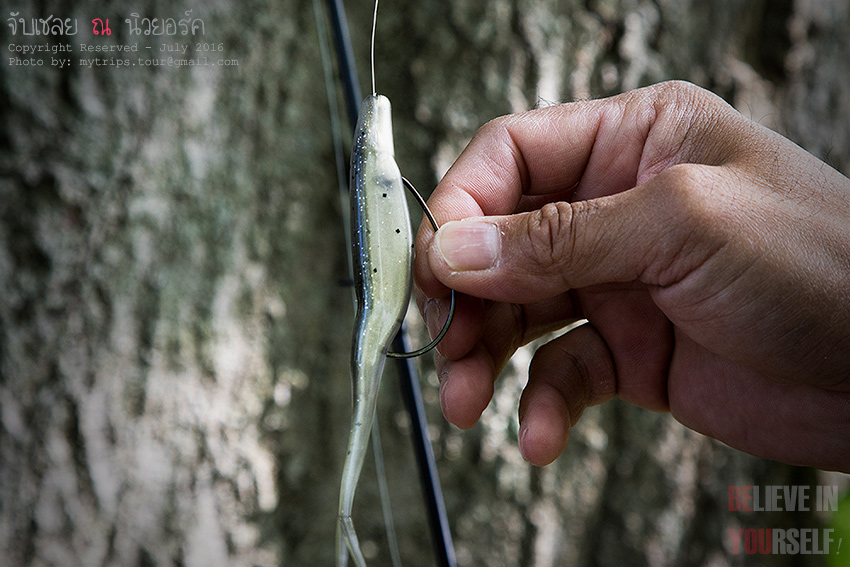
[518,421,529,461]
[423,299,438,336]
[422,299,443,340]
[434,220,500,271]
[435,353,449,384]
[436,356,452,418]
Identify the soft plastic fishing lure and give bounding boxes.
[337,91,410,567]
[335,2,455,566]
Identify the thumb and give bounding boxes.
[426,165,718,303]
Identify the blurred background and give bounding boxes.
[1,0,849,565]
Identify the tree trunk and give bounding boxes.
[0,0,847,566]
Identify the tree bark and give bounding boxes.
[0,0,847,566]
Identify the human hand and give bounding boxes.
[414,81,850,472]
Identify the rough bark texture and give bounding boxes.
[0,0,847,566]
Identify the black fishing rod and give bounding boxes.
[322,1,457,566]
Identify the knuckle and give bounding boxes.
[525,202,577,274]
[645,163,733,282]
[657,164,724,222]
[649,80,717,114]
[475,114,511,142]
[528,340,590,424]
[653,79,703,102]
[469,115,530,193]
[616,80,699,119]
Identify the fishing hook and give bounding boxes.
[386,177,457,359]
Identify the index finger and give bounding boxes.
[414,103,602,297]
[414,81,743,297]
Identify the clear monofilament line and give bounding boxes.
[370,0,378,95]
[311,0,354,292]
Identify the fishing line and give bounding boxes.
[370,417,404,567]
[370,0,379,96]
[311,0,353,285]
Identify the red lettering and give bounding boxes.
[729,486,742,511]
[744,529,772,554]
[729,528,744,554]
[760,529,772,554]
[745,529,756,554]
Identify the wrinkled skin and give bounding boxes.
[415,81,850,472]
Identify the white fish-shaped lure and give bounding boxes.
[337,94,412,567]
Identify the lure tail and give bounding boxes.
[337,344,388,567]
